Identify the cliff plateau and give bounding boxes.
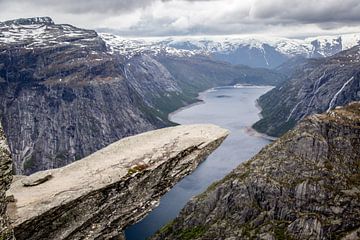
[6,124,228,240]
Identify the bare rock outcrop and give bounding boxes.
[6,124,228,240]
[153,103,360,240]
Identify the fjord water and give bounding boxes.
[125,85,273,240]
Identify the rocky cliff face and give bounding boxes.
[253,45,360,137]
[6,124,228,240]
[0,17,168,175]
[0,123,14,239]
[153,102,360,240]
[0,17,283,175]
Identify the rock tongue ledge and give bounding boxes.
[6,124,229,240]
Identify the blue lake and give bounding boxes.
[125,85,273,240]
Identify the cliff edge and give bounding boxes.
[7,124,228,240]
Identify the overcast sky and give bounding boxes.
[1,0,360,38]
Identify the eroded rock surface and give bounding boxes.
[153,103,360,240]
[7,124,228,240]
[0,123,14,239]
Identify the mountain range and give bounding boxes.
[0,16,360,240]
[0,17,283,174]
[1,16,359,173]
[100,32,360,68]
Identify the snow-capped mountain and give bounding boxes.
[0,17,104,51]
[1,16,358,69]
[0,17,284,174]
[100,33,360,68]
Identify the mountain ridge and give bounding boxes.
[0,17,283,174]
[100,32,360,68]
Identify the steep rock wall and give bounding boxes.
[0,123,14,239]
[154,103,360,240]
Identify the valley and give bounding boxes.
[125,85,273,240]
[0,13,359,240]
[0,17,283,175]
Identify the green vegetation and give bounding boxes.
[158,220,175,234]
[127,163,150,176]
[176,226,207,240]
[154,221,207,240]
[272,222,293,240]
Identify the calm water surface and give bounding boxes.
[125,85,273,240]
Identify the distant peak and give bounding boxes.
[3,17,54,26]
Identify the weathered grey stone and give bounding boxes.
[21,172,53,187]
[342,227,360,240]
[0,123,14,239]
[7,124,228,240]
[153,102,360,240]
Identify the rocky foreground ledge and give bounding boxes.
[153,102,360,240]
[6,124,228,240]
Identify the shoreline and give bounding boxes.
[245,127,278,141]
[127,84,277,240]
[252,88,278,141]
[168,85,277,141]
[167,88,211,122]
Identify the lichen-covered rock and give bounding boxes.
[153,102,360,240]
[0,123,14,239]
[6,124,228,240]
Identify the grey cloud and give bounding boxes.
[1,0,360,37]
[0,0,158,14]
[0,0,216,15]
[250,0,360,25]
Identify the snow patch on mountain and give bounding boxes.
[99,32,360,63]
[0,17,100,50]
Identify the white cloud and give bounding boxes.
[0,0,360,37]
